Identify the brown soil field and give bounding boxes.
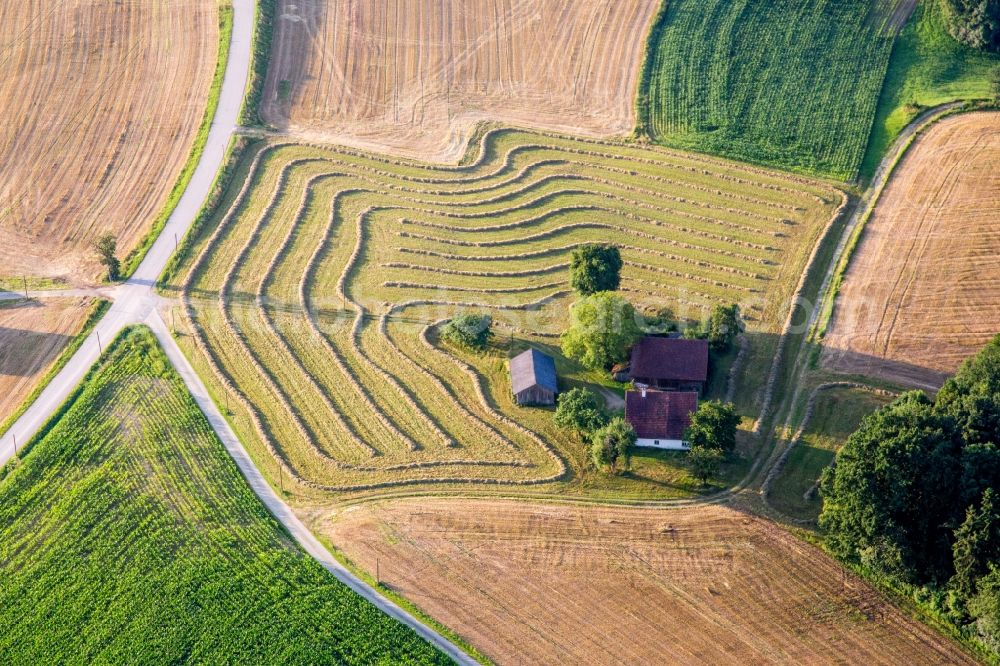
[263,0,659,160]
[0,0,219,284]
[0,298,93,422]
[321,499,974,665]
[824,112,1000,389]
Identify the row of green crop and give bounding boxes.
[0,326,449,663]
[644,0,902,181]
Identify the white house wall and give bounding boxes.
[635,437,689,451]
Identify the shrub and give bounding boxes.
[442,313,493,351]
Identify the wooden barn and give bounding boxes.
[509,349,558,406]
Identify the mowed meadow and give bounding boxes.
[642,0,916,180]
[166,129,840,498]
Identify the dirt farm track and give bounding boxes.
[0,0,218,283]
[322,499,975,665]
[824,112,1000,389]
[263,0,659,160]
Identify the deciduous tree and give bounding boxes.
[688,446,723,485]
[561,293,641,370]
[590,416,636,474]
[684,401,741,455]
[942,0,1000,52]
[92,233,120,281]
[569,244,622,296]
[554,387,608,437]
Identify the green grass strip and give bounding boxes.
[241,0,277,125]
[120,3,235,278]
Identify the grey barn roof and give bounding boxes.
[509,349,558,394]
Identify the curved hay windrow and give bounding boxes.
[179,129,838,494]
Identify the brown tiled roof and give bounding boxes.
[625,390,698,440]
[630,337,709,383]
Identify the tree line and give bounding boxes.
[821,335,1000,654]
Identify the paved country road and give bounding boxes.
[0,2,473,662]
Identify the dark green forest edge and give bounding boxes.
[0,327,447,664]
[821,337,1000,660]
[637,0,1000,182]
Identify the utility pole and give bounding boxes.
[278,463,284,494]
[225,390,230,415]
[96,330,103,355]
[12,432,17,457]
[376,557,380,586]
[174,233,179,251]
[23,276,28,299]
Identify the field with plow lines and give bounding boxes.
[168,128,841,497]
[642,0,916,180]
[0,326,447,663]
[824,112,1000,389]
[262,0,658,160]
[0,0,219,283]
[0,297,96,423]
[323,498,977,665]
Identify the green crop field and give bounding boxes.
[859,0,1000,179]
[0,327,447,664]
[165,128,840,499]
[641,0,912,180]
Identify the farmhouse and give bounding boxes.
[629,337,709,393]
[625,388,698,450]
[509,349,558,406]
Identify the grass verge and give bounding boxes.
[859,0,1000,180]
[240,0,277,125]
[120,2,234,278]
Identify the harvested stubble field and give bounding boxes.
[824,112,1000,389]
[170,129,840,497]
[262,0,658,160]
[0,297,93,422]
[643,0,916,180]
[322,498,975,665]
[0,327,447,663]
[0,0,218,283]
